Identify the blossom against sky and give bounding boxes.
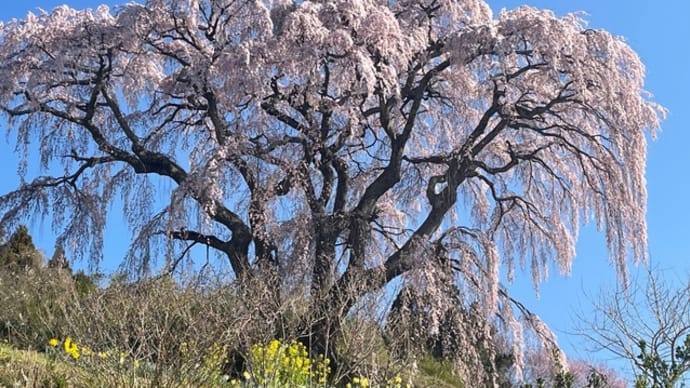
[488,0,690,374]
[1,0,688,380]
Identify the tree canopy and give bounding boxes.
[0,225,42,269]
[0,0,663,381]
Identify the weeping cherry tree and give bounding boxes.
[0,0,663,381]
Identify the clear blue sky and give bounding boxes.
[1,0,689,380]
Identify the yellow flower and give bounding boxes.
[361,378,370,388]
[353,377,360,385]
[48,338,59,347]
[243,371,251,380]
[247,338,331,385]
[63,337,73,353]
[63,337,80,360]
[98,352,108,359]
[133,359,141,368]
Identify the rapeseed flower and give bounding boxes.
[63,337,80,360]
[247,339,330,386]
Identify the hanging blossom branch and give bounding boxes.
[0,0,664,381]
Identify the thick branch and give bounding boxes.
[169,229,249,278]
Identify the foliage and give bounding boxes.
[0,225,43,270]
[73,270,100,296]
[0,265,80,350]
[634,336,690,388]
[416,355,465,387]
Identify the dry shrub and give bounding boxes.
[0,267,455,386]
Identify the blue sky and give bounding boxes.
[1,0,689,380]
[488,0,690,375]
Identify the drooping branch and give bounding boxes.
[0,2,664,376]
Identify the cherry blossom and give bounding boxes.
[0,0,663,378]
